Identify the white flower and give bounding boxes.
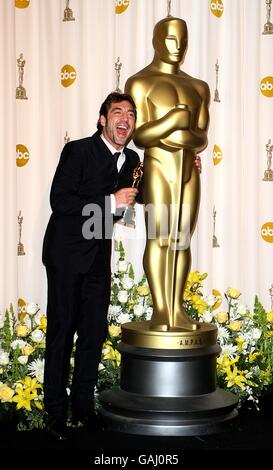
[18,355,28,365]
[217,326,230,343]
[122,277,134,290]
[133,305,145,317]
[11,339,27,350]
[98,363,105,371]
[145,307,153,320]
[201,310,213,323]
[252,328,262,340]
[236,304,249,316]
[26,302,39,316]
[118,291,128,304]
[108,305,122,322]
[27,358,44,384]
[0,351,9,366]
[31,329,45,343]
[221,344,238,358]
[118,313,131,324]
[118,260,128,273]
[206,295,217,307]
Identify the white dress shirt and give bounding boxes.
[100,134,125,213]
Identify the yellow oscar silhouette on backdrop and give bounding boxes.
[125,17,210,333]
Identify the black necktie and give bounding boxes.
[113,152,121,165]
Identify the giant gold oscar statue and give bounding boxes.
[99,16,238,436]
[122,16,216,347]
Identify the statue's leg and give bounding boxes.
[173,162,200,328]
[143,158,173,330]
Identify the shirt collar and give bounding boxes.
[100,134,124,155]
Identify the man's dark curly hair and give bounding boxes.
[97,92,137,133]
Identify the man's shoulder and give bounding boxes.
[124,146,140,162]
[66,135,94,148]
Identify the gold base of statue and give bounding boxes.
[263,22,273,34]
[16,86,28,100]
[263,169,273,181]
[121,320,217,350]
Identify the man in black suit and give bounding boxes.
[42,92,139,439]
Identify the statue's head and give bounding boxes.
[152,17,188,65]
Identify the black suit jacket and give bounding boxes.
[42,131,140,273]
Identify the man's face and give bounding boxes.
[100,100,136,150]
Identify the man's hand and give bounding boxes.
[114,188,138,208]
[194,155,202,173]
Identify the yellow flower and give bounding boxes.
[137,286,150,296]
[225,364,247,390]
[228,321,242,331]
[249,351,261,363]
[187,271,207,286]
[217,355,239,369]
[212,289,222,310]
[15,324,30,337]
[38,315,47,333]
[102,342,121,366]
[108,325,121,337]
[22,345,35,356]
[266,330,273,338]
[235,337,245,353]
[0,384,15,402]
[215,311,228,323]
[266,311,273,324]
[12,376,42,411]
[226,288,241,299]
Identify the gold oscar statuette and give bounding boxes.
[63,0,75,22]
[263,0,273,34]
[213,205,220,247]
[263,139,273,181]
[119,162,144,228]
[114,57,122,94]
[64,131,70,145]
[18,211,26,256]
[213,59,221,103]
[124,16,217,348]
[16,54,28,100]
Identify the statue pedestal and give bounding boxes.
[99,341,238,436]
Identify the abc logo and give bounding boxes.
[18,298,27,321]
[15,0,30,8]
[61,64,77,87]
[261,222,273,243]
[210,0,224,17]
[213,144,223,165]
[16,144,30,167]
[260,76,273,98]
[115,0,129,14]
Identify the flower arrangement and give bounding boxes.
[183,272,273,407]
[0,242,272,430]
[0,303,46,430]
